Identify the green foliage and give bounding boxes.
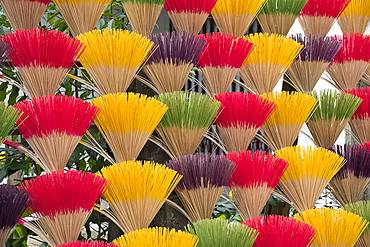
[260,0,308,15]
[0,102,21,141]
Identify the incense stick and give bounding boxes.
[338,0,370,34]
[344,201,370,247]
[166,153,235,222]
[57,241,119,247]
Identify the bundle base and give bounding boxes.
[143,62,193,93]
[0,0,47,30]
[18,66,69,98]
[350,118,370,145]
[176,186,225,223]
[231,184,274,221]
[277,177,329,213]
[298,15,336,36]
[55,1,108,36]
[212,13,255,36]
[123,3,163,35]
[327,61,370,91]
[357,233,370,247]
[167,11,210,35]
[286,60,330,92]
[239,63,287,94]
[201,66,239,96]
[257,13,297,36]
[329,173,370,206]
[156,126,208,159]
[218,126,259,153]
[261,123,303,151]
[101,130,151,163]
[338,15,370,34]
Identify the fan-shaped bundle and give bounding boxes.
[97,161,182,233]
[298,0,351,35]
[164,0,217,35]
[155,91,221,159]
[243,215,317,247]
[92,92,167,162]
[53,0,110,37]
[186,218,258,247]
[344,201,370,247]
[166,153,235,222]
[0,185,30,247]
[2,28,85,98]
[338,0,370,34]
[18,170,109,247]
[345,87,370,144]
[197,33,254,96]
[76,29,156,95]
[257,0,308,36]
[144,31,206,93]
[260,91,317,151]
[0,0,51,30]
[327,33,370,91]
[11,95,99,173]
[0,102,21,145]
[225,150,289,220]
[275,146,345,213]
[58,241,118,247]
[306,90,362,148]
[122,0,165,35]
[113,227,198,247]
[211,0,266,36]
[287,34,342,92]
[329,145,370,205]
[12,95,99,172]
[214,92,276,153]
[295,208,368,247]
[240,33,303,95]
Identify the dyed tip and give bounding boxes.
[164,0,218,14]
[331,33,370,64]
[300,0,351,18]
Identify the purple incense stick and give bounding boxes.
[166,153,235,191]
[331,145,370,178]
[147,31,206,65]
[0,184,30,230]
[290,34,342,63]
[0,41,11,67]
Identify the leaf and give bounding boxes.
[8,86,19,105]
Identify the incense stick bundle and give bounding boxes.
[260,91,317,151]
[122,0,165,35]
[329,145,370,205]
[2,28,85,98]
[19,170,109,247]
[327,33,370,91]
[92,92,167,162]
[243,215,317,247]
[0,102,21,145]
[257,0,308,36]
[275,146,345,213]
[113,227,198,246]
[11,95,99,173]
[286,34,342,92]
[0,0,51,30]
[214,92,276,153]
[0,185,30,247]
[144,31,206,93]
[166,153,235,222]
[76,29,156,95]
[155,91,221,159]
[225,150,289,220]
[298,0,351,35]
[164,0,217,35]
[345,87,370,144]
[97,161,182,233]
[53,0,110,37]
[240,33,303,94]
[344,201,370,247]
[295,208,368,247]
[338,0,370,34]
[186,218,258,247]
[197,33,254,96]
[306,90,362,148]
[58,241,119,247]
[211,0,266,36]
